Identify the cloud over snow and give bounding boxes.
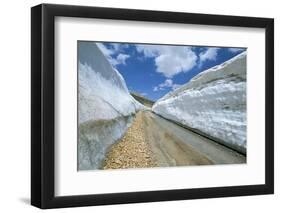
[199,47,220,64]
[136,45,198,78]
[97,43,130,66]
[153,79,182,92]
[228,48,245,53]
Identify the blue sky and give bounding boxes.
[97,42,246,101]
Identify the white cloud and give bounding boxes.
[228,48,245,53]
[136,45,159,57]
[153,86,159,92]
[136,45,198,78]
[153,79,182,92]
[159,79,173,89]
[111,43,129,52]
[114,54,130,65]
[199,47,220,63]
[96,43,130,66]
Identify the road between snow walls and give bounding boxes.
[78,42,246,171]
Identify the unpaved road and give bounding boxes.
[103,110,245,169]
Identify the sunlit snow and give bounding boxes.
[152,52,247,154]
[78,42,143,170]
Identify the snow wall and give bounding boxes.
[78,42,143,170]
[152,52,247,154]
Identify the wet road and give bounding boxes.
[142,110,246,166]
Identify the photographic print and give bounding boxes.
[78,41,246,171]
[31,4,274,208]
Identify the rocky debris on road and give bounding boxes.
[103,112,157,169]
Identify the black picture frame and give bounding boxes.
[31,3,274,209]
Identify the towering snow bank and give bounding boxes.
[78,42,143,170]
[152,52,247,154]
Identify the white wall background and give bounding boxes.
[0,0,279,212]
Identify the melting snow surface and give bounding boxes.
[78,42,143,170]
[152,52,247,154]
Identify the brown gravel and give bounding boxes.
[103,111,157,169]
